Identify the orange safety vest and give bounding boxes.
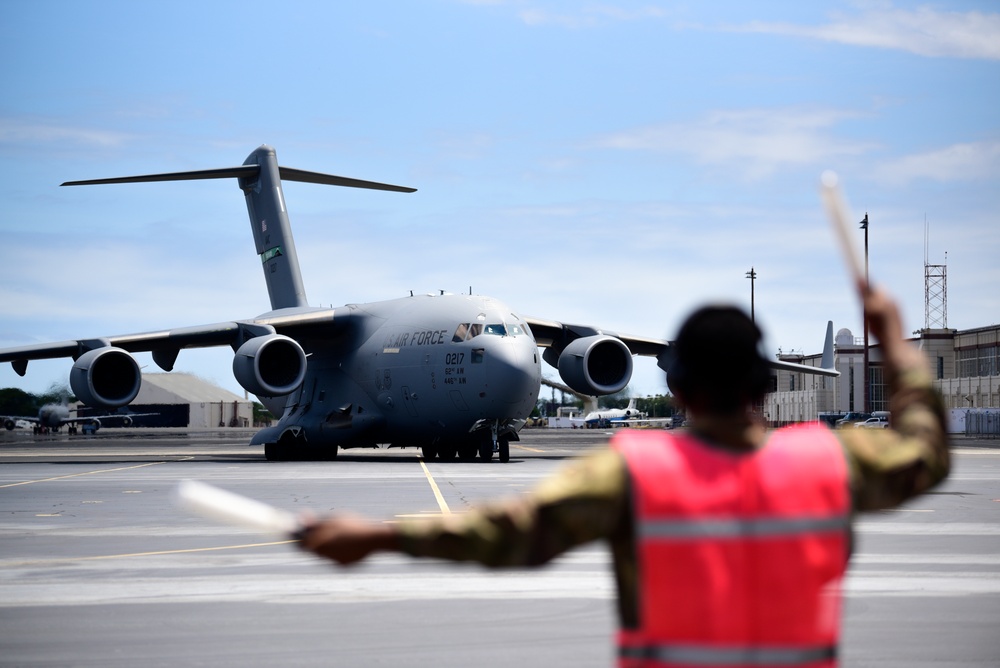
[611,424,850,668]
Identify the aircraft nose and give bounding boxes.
[478,336,540,406]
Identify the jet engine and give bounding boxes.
[70,347,142,409]
[552,335,633,396]
[232,334,307,398]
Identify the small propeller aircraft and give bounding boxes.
[0,145,836,462]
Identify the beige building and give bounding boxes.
[128,373,255,428]
[763,323,1000,433]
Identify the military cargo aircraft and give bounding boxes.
[2,403,155,434]
[0,145,836,462]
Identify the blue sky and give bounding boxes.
[1,0,998,399]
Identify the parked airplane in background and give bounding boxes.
[579,398,645,428]
[0,145,837,462]
[2,404,154,434]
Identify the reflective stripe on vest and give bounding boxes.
[611,424,850,668]
[619,643,836,666]
[639,515,850,540]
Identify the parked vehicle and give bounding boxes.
[835,412,871,428]
[855,417,889,429]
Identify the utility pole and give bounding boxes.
[860,213,869,413]
[746,267,757,323]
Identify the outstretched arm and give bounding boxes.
[839,283,951,511]
[297,448,630,568]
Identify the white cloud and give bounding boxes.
[507,3,668,29]
[461,0,667,30]
[0,118,134,148]
[594,107,877,179]
[735,4,1000,60]
[871,140,1000,185]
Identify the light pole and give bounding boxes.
[746,267,756,323]
[860,213,869,413]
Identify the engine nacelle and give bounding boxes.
[232,334,307,398]
[70,347,141,409]
[555,335,633,396]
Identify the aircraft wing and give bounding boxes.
[524,315,670,367]
[0,308,339,376]
[524,315,839,385]
[0,415,41,425]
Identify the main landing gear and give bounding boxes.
[421,431,510,463]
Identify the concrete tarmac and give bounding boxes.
[1,428,998,667]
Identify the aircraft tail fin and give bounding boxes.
[63,144,415,311]
[821,320,835,371]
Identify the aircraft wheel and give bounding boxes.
[264,441,286,461]
[498,436,510,463]
[438,446,457,460]
[458,444,477,462]
[422,445,438,461]
[478,437,493,462]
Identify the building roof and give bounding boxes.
[135,373,248,404]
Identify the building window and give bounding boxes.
[870,366,887,412]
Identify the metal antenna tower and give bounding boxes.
[924,219,947,329]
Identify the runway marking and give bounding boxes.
[418,457,452,515]
[3,540,297,567]
[881,508,935,513]
[0,459,191,489]
[513,444,544,453]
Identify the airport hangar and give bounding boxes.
[765,322,1000,434]
[78,372,256,429]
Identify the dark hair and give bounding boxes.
[666,305,771,412]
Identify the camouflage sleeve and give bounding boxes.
[838,364,951,512]
[395,447,630,567]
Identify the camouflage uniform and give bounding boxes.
[397,361,950,629]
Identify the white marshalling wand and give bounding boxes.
[174,479,300,537]
[820,170,867,292]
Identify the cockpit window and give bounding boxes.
[452,323,470,343]
[453,322,516,340]
[453,323,484,341]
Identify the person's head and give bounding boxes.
[666,305,771,414]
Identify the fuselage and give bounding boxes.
[259,293,541,448]
[37,404,70,428]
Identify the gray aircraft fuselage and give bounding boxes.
[256,293,541,452]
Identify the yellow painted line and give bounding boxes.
[417,457,451,515]
[512,444,544,453]
[2,540,296,568]
[0,457,193,489]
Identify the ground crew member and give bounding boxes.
[298,283,950,666]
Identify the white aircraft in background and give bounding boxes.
[579,398,645,427]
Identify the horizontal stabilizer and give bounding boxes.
[279,167,416,192]
[62,166,259,187]
[62,165,416,193]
